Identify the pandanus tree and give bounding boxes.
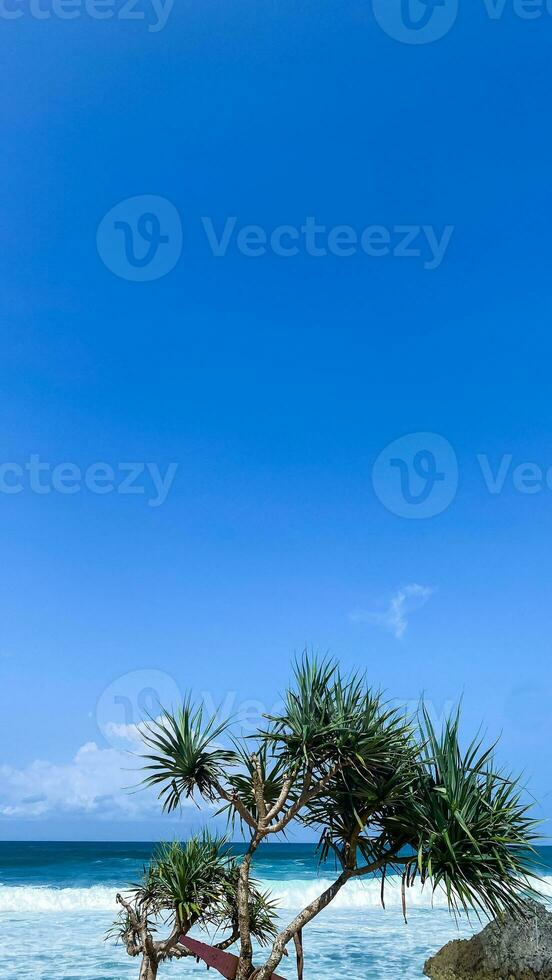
[110,833,278,979]
[138,656,539,980]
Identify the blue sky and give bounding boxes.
[1,0,552,840]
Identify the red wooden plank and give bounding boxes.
[179,936,287,980]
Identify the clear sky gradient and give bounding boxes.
[1,0,552,839]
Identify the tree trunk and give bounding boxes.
[138,953,158,980]
[236,843,258,980]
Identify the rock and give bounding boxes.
[423,901,552,979]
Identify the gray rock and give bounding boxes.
[424,901,552,980]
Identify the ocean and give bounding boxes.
[1,842,551,979]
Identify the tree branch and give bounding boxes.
[254,852,404,980]
[211,778,258,830]
[267,764,341,834]
[116,893,140,929]
[264,768,301,823]
[252,755,268,824]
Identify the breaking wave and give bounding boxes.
[0,884,118,913]
[1,876,551,915]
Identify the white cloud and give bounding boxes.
[350,583,434,639]
[0,739,187,822]
[102,720,149,747]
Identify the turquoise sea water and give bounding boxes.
[1,843,551,979]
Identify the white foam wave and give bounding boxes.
[265,876,552,911]
[1,877,551,915]
[0,885,118,913]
